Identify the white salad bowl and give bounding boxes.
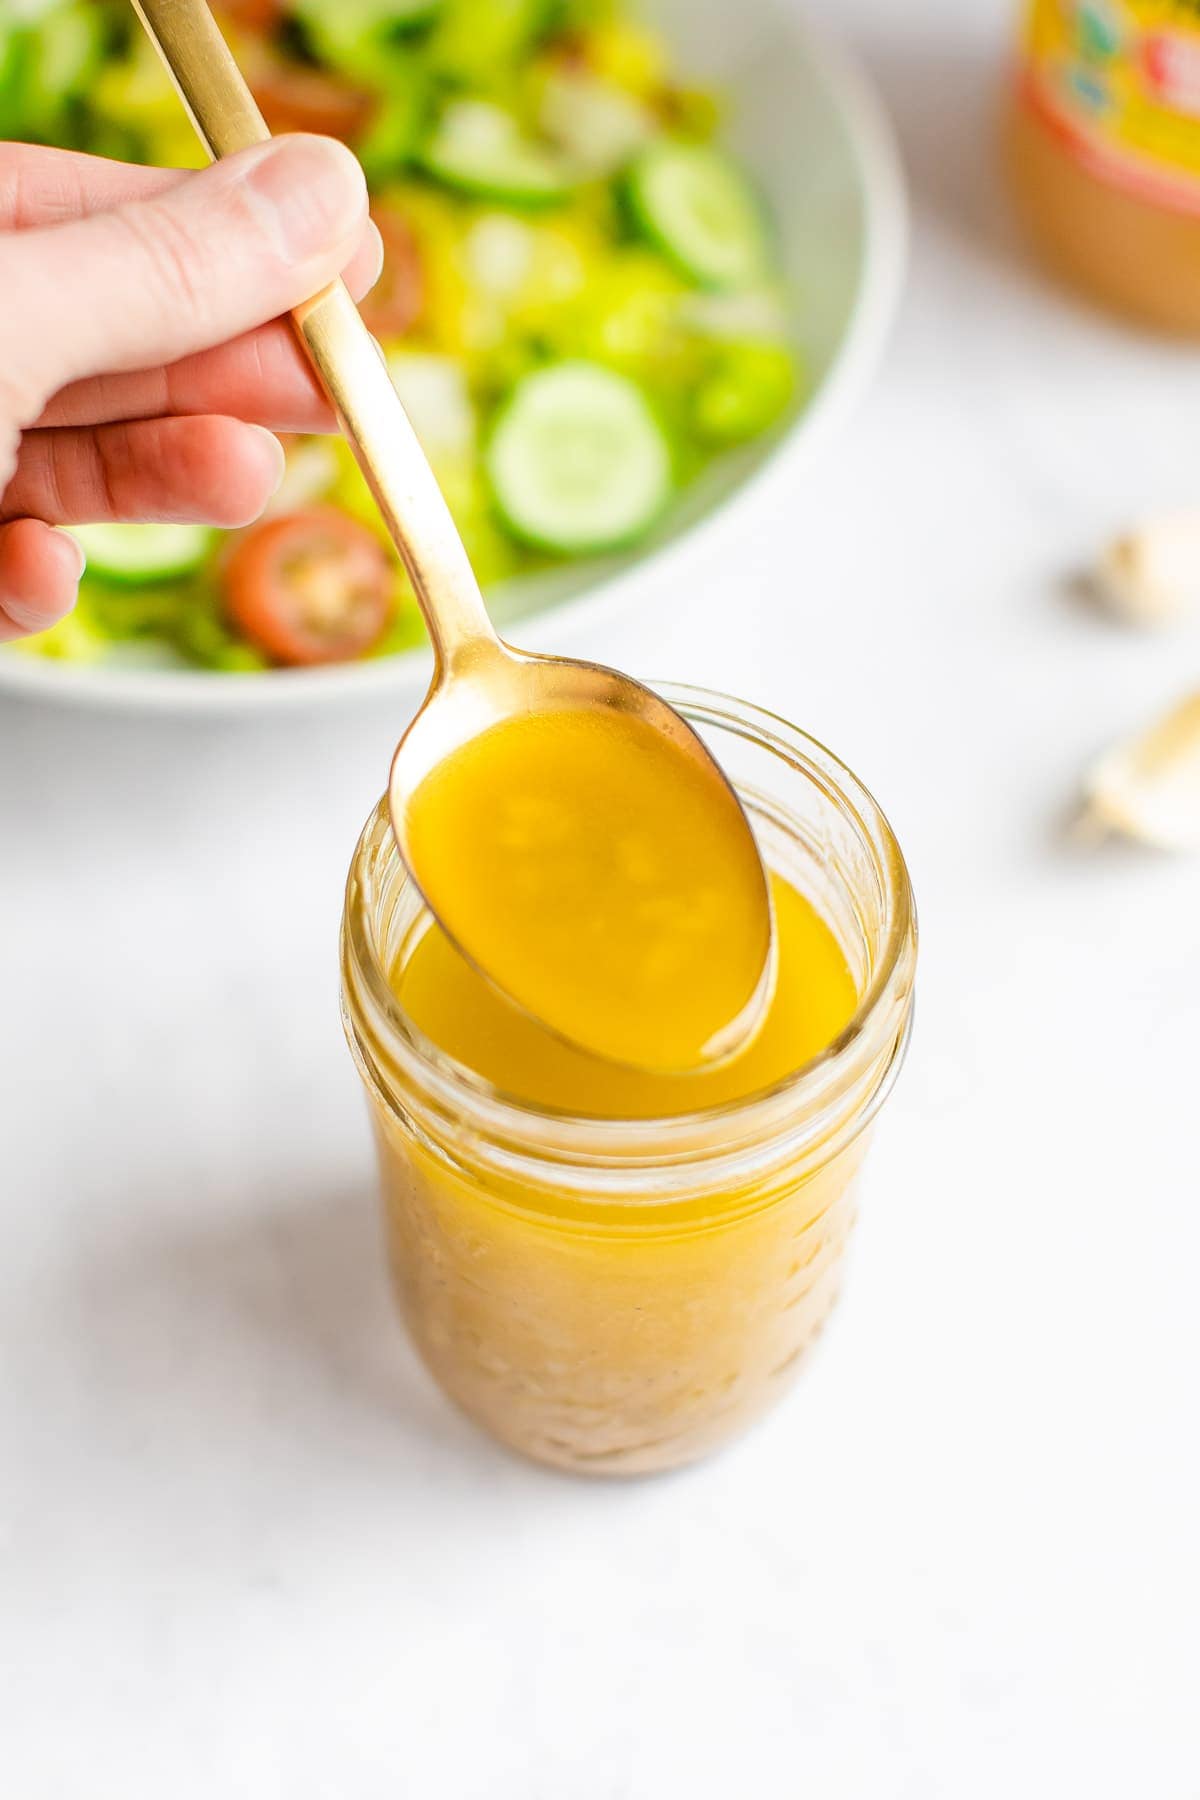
[0,0,905,715]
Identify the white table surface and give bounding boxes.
[4,1,1199,1793]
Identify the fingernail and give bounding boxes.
[248,426,287,495]
[240,135,368,262]
[239,423,287,496]
[52,527,86,580]
[363,220,385,292]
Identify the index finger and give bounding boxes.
[37,220,384,433]
[0,144,191,230]
[7,137,370,401]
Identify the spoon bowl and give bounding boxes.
[390,635,777,1073]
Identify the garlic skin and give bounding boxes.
[1096,511,1200,625]
[1081,691,1200,850]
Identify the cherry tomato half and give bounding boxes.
[360,207,424,339]
[224,509,395,666]
[215,0,284,33]
[250,62,376,140]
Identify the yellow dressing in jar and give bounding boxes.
[403,706,772,1072]
[342,690,917,1475]
[396,872,854,1120]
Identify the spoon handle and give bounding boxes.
[130,0,496,676]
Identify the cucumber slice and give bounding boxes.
[419,101,578,207]
[71,523,215,585]
[625,141,770,291]
[486,362,671,555]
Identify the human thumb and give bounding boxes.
[1,135,369,429]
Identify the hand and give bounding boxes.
[0,135,382,643]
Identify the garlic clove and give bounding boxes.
[1096,510,1200,626]
[1080,690,1200,850]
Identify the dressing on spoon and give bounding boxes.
[403,704,773,1072]
[134,0,776,1072]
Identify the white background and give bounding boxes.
[3,0,1199,1792]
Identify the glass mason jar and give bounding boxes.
[341,687,917,1476]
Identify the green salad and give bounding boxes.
[4,0,800,671]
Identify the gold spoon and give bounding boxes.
[132,0,776,1072]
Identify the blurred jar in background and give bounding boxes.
[1009,0,1200,333]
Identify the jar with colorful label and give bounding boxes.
[1010,0,1200,332]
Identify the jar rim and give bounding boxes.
[342,683,917,1169]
